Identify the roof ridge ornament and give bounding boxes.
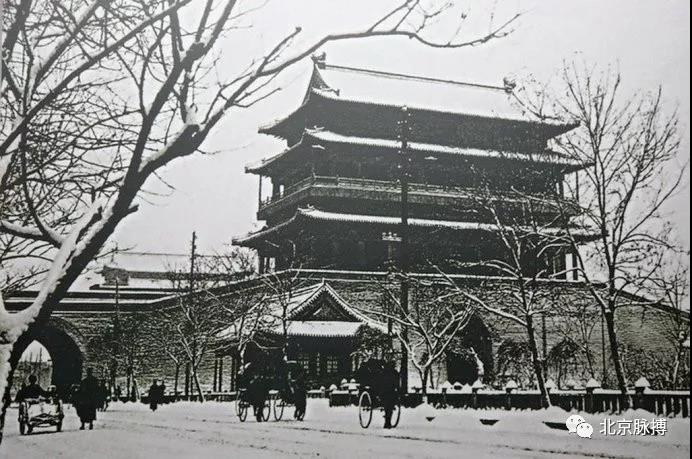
[311,52,327,69]
[502,76,517,94]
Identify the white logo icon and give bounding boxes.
[576,422,594,439]
[566,415,593,439]
[566,415,586,433]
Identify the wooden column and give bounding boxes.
[258,175,263,207]
[218,358,224,392]
[212,358,218,392]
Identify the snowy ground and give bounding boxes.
[3,400,689,458]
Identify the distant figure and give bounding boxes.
[98,381,110,411]
[148,379,164,411]
[159,381,166,403]
[76,368,100,430]
[379,361,400,429]
[291,367,307,421]
[114,384,123,401]
[15,375,48,402]
[247,367,268,422]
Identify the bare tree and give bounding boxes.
[651,255,690,389]
[516,62,687,394]
[89,313,151,399]
[0,0,519,441]
[365,275,475,395]
[158,245,264,400]
[432,181,587,407]
[550,294,600,383]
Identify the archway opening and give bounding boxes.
[445,316,494,385]
[14,324,84,398]
[16,341,53,391]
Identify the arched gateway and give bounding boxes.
[15,318,86,395]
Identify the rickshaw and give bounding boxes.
[18,396,64,434]
[235,362,271,422]
[355,359,401,429]
[270,361,306,421]
[235,388,270,422]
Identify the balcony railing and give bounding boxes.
[258,175,572,218]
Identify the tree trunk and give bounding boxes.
[126,368,133,400]
[174,362,180,396]
[526,316,551,408]
[670,344,683,390]
[420,368,428,395]
[110,358,118,394]
[192,366,205,403]
[0,347,21,446]
[0,328,55,445]
[603,308,627,394]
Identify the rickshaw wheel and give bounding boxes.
[358,392,373,429]
[391,402,401,428]
[261,401,271,422]
[234,392,242,417]
[238,405,248,422]
[273,397,285,421]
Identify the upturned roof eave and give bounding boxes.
[245,129,589,176]
[232,207,599,246]
[258,87,578,140]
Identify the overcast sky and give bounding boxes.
[109,0,691,255]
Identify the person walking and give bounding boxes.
[148,379,161,411]
[379,360,400,429]
[291,367,307,421]
[76,368,100,430]
[247,367,268,422]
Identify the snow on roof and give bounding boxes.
[234,207,597,245]
[307,129,581,167]
[314,66,564,126]
[216,281,386,340]
[103,251,203,273]
[265,321,365,338]
[246,128,585,176]
[65,251,225,291]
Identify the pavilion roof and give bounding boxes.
[216,281,387,341]
[232,207,598,246]
[259,65,577,141]
[263,321,366,338]
[245,128,586,176]
[313,66,555,124]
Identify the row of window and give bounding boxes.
[296,352,341,376]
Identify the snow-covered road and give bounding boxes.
[3,400,689,458]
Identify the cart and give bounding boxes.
[357,387,401,429]
[18,397,64,434]
[270,361,306,421]
[235,388,270,422]
[354,359,401,429]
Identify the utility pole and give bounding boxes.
[398,106,411,394]
[185,231,197,398]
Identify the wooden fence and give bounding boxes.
[134,388,689,419]
[327,390,691,418]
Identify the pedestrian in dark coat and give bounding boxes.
[247,370,268,422]
[77,368,100,430]
[379,361,400,429]
[291,368,307,421]
[148,379,161,411]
